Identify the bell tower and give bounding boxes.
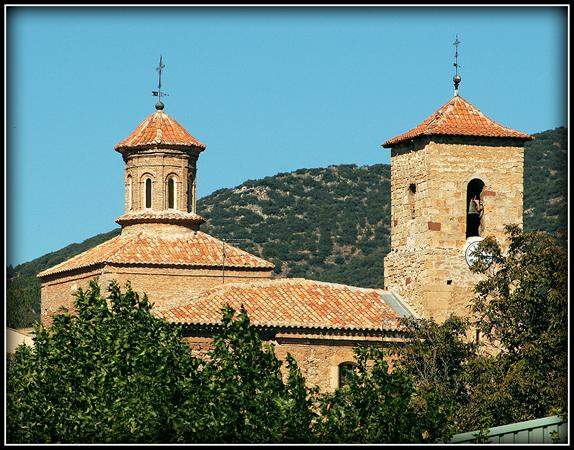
[382,40,532,321]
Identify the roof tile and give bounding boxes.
[157,278,411,332]
[382,95,532,147]
[38,230,274,278]
[115,110,206,151]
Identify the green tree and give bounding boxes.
[175,306,317,443]
[7,280,198,443]
[468,224,568,423]
[8,282,317,444]
[313,346,447,443]
[398,315,476,439]
[395,226,567,434]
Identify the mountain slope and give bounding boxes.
[7,127,567,327]
[523,127,568,233]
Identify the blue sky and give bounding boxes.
[7,7,567,266]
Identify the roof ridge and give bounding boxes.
[189,277,385,301]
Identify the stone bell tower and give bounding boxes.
[382,55,532,322]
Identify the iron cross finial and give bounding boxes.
[152,55,168,110]
[453,35,462,96]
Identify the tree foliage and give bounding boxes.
[7,282,317,444]
[398,225,568,433]
[313,346,449,443]
[7,281,195,443]
[174,306,317,443]
[398,315,477,438]
[469,224,568,423]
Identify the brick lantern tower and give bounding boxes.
[114,103,206,232]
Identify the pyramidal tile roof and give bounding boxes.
[382,95,532,148]
[37,231,274,278]
[158,278,414,332]
[115,110,206,151]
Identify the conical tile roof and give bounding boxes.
[115,110,206,152]
[382,95,532,148]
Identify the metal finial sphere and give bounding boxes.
[155,100,165,110]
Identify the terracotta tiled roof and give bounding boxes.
[158,278,414,332]
[382,95,532,148]
[115,110,206,151]
[37,231,274,278]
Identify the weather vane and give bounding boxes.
[453,36,461,96]
[152,55,168,110]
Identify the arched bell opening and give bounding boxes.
[466,178,485,238]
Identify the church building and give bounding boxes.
[37,52,530,389]
[37,63,415,392]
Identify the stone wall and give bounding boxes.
[426,137,524,248]
[385,248,482,321]
[389,139,431,249]
[385,136,524,321]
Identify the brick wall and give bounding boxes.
[40,268,105,323]
[123,148,199,214]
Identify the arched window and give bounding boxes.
[167,176,177,209]
[145,178,152,209]
[338,362,358,387]
[126,176,133,210]
[408,183,416,220]
[466,178,485,238]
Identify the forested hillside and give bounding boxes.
[7,127,567,328]
[523,127,567,232]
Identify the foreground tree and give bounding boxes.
[313,346,449,443]
[398,226,568,434]
[7,281,315,444]
[398,315,477,439]
[7,281,196,443]
[173,306,317,443]
[467,225,568,425]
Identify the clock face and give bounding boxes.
[465,240,493,268]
